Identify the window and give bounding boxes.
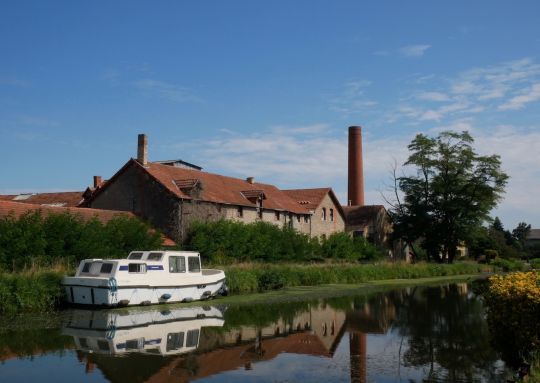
[97,340,110,352]
[147,252,163,261]
[304,215,309,223]
[330,208,334,222]
[82,262,91,273]
[322,208,327,221]
[166,332,184,351]
[128,263,146,273]
[128,252,143,260]
[125,339,141,350]
[237,206,243,218]
[275,211,280,221]
[186,329,200,347]
[100,263,113,274]
[79,337,88,349]
[169,256,186,273]
[353,230,364,238]
[188,256,201,273]
[296,214,301,223]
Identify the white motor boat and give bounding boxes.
[62,306,225,356]
[62,250,227,307]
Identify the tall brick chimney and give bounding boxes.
[137,134,148,166]
[348,126,364,206]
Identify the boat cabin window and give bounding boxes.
[188,256,201,273]
[125,339,141,350]
[82,262,91,273]
[81,261,110,276]
[100,263,113,274]
[97,340,110,352]
[166,332,184,351]
[128,252,144,260]
[128,263,146,273]
[185,329,200,347]
[169,256,186,273]
[78,337,88,349]
[147,252,163,261]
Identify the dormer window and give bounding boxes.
[174,179,202,198]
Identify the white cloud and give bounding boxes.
[498,83,540,110]
[329,80,378,117]
[395,58,540,125]
[398,44,431,57]
[199,126,347,189]
[133,79,201,103]
[416,91,450,102]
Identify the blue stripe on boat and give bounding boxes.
[118,265,164,271]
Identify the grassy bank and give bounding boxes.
[0,261,492,316]
[223,261,492,294]
[0,270,64,316]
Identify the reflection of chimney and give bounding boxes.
[93,176,102,188]
[349,332,367,383]
[348,126,364,206]
[137,134,148,166]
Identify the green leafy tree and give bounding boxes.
[390,131,508,263]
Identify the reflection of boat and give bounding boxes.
[62,306,225,356]
[62,250,227,306]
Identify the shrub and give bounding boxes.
[491,258,526,272]
[0,211,164,271]
[0,271,64,315]
[185,220,382,264]
[530,258,540,270]
[484,272,540,367]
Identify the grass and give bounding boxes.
[0,260,493,316]
[222,261,492,294]
[0,270,65,316]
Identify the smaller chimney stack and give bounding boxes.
[137,134,148,166]
[93,176,102,188]
[246,177,255,184]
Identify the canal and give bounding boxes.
[0,281,509,382]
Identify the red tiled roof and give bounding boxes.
[0,191,84,207]
[282,188,332,210]
[138,161,309,214]
[283,187,346,220]
[0,200,176,246]
[0,200,130,223]
[342,205,386,226]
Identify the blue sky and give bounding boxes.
[1,1,540,229]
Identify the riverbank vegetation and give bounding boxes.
[484,271,540,380]
[0,211,163,271]
[0,270,64,316]
[223,261,492,294]
[184,220,383,263]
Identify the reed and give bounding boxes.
[0,270,65,316]
[223,261,492,294]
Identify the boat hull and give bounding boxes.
[63,278,226,307]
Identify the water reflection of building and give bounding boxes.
[61,295,400,383]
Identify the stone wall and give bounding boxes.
[90,163,181,242]
[310,193,345,237]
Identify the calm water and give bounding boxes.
[0,282,509,382]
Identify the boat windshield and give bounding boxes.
[147,252,163,261]
[128,252,144,260]
[80,261,115,276]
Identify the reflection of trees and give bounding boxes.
[393,284,504,382]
